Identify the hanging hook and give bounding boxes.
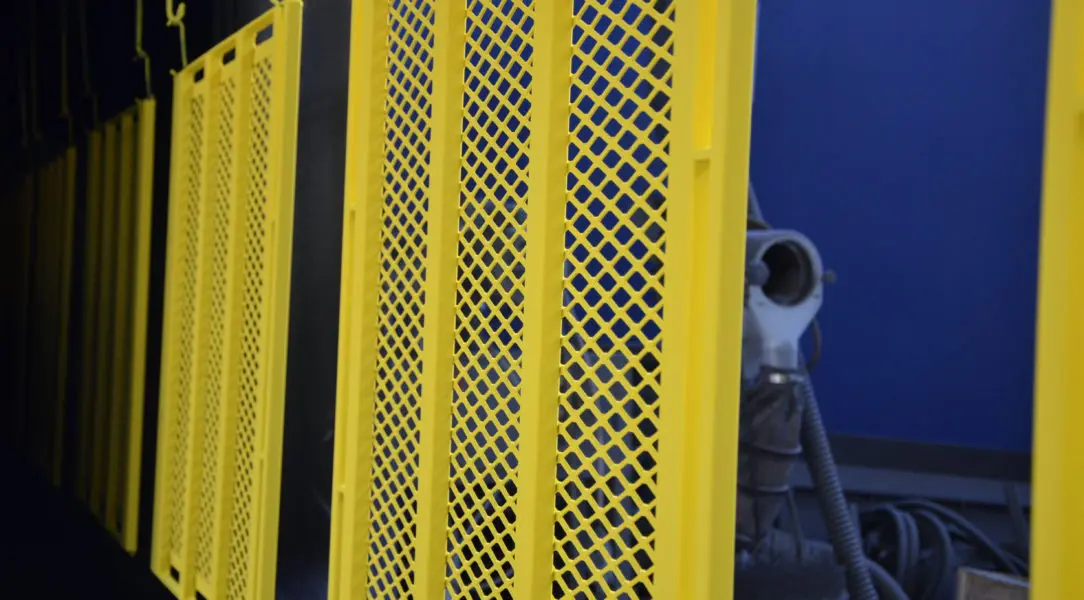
[17,41,30,150]
[166,0,188,71]
[28,3,41,145]
[60,0,74,142]
[78,0,99,126]
[135,0,153,97]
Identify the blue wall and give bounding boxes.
[750,1,1050,452]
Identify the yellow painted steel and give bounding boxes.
[413,0,467,596]
[328,0,756,598]
[78,129,105,505]
[11,173,32,450]
[150,3,303,599]
[1032,0,1084,597]
[55,147,79,486]
[327,1,392,598]
[19,149,78,486]
[126,98,158,550]
[72,101,157,553]
[512,0,572,595]
[92,120,121,518]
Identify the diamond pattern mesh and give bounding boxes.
[552,1,672,597]
[444,1,533,597]
[362,1,434,597]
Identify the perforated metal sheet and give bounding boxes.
[330,1,756,598]
[151,3,303,599]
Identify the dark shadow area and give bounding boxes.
[0,449,172,600]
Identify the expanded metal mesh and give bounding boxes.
[326,1,752,599]
[444,0,533,597]
[553,2,672,597]
[362,1,434,597]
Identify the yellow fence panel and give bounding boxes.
[73,99,157,553]
[20,149,77,487]
[150,3,303,599]
[1032,0,1084,597]
[329,1,756,599]
[9,172,36,450]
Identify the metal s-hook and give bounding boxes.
[135,0,153,97]
[166,0,188,71]
[60,0,74,142]
[77,0,99,126]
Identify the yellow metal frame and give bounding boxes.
[1032,1,1084,597]
[78,129,105,505]
[19,149,78,486]
[328,1,756,598]
[55,147,78,487]
[12,172,35,452]
[125,98,157,551]
[72,100,156,553]
[151,3,303,598]
[327,1,390,597]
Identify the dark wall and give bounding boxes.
[751,0,1050,452]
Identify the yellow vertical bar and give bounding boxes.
[13,172,34,452]
[44,159,57,478]
[107,111,137,531]
[123,98,157,554]
[29,166,48,471]
[413,0,467,596]
[79,130,104,504]
[152,78,193,580]
[1032,1,1084,598]
[54,146,79,487]
[658,0,756,597]
[37,160,55,476]
[93,121,120,519]
[208,39,254,598]
[253,3,303,597]
[510,0,571,596]
[656,0,700,590]
[328,1,390,598]
[181,61,222,599]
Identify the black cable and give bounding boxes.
[1003,483,1030,558]
[892,499,1026,577]
[797,377,878,600]
[910,509,954,600]
[867,558,911,600]
[785,488,807,563]
[861,499,1029,600]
